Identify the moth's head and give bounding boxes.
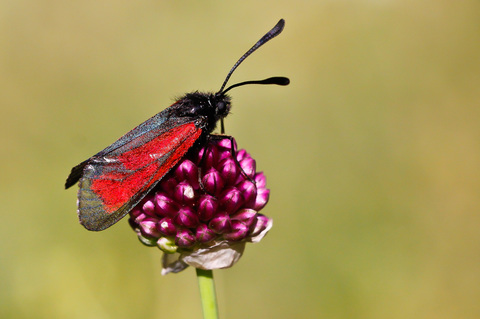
[210,93,231,120]
[177,92,231,122]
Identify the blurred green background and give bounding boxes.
[2,1,480,318]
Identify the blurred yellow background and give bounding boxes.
[1,1,479,318]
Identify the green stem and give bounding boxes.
[196,268,219,319]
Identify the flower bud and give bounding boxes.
[237,180,257,207]
[157,237,178,253]
[174,206,199,228]
[176,229,196,248]
[197,195,218,221]
[154,192,179,217]
[224,221,249,241]
[195,224,217,243]
[209,212,231,234]
[255,172,267,189]
[202,169,225,196]
[249,214,270,237]
[231,208,258,229]
[158,217,177,236]
[137,231,158,247]
[253,188,270,211]
[236,149,248,161]
[175,159,199,189]
[142,199,156,216]
[202,145,219,168]
[139,218,161,238]
[218,187,244,213]
[173,181,196,206]
[218,158,239,185]
[130,208,147,224]
[239,157,256,179]
[217,138,237,154]
[160,177,179,195]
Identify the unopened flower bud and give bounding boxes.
[139,218,161,238]
[202,145,219,168]
[202,169,225,196]
[174,206,199,228]
[218,187,244,213]
[217,138,237,154]
[142,200,156,216]
[160,177,179,195]
[175,159,199,189]
[237,180,257,207]
[218,158,239,185]
[197,195,218,221]
[137,231,158,247]
[176,229,196,248]
[158,217,177,236]
[231,208,258,229]
[236,149,248,162]
[253,188,270,211]
[155,192,179,217]
[239,157,256,179]
[173,181,196,205]
[209,212,231,234]
[130,208,147,224]
[255,172,267,189]
[224,220,249,241]
[195,224,216,243]
[157,237,178,253]
[250,214,270,237]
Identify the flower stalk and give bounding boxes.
[196,269,219,319]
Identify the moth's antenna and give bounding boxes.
[222,76,289,95]
[218,19,285,94]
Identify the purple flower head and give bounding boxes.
[128,137,272,274]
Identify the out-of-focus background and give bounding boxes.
[2,1,479,318]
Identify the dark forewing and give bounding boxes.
[76,121,203,230]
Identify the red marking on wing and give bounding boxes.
[90,123,202,213]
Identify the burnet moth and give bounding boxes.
[65,19,289,231]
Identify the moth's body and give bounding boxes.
[65,93,231,231]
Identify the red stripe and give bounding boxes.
[90,123,201,213]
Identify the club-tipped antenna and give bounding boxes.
[222,76,289,95]
[218,19,286,94]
